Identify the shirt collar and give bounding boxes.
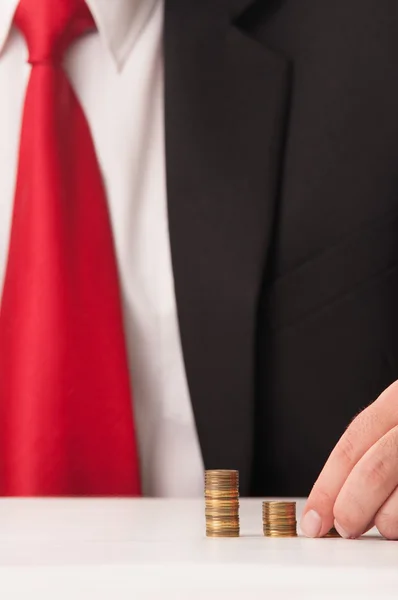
[0,0,158,70]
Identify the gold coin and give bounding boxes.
[264,524,297,528]
[205,499,239,505]
[205,469,239,477]
[205,509,239,516]
[205,507,239,512]
[205,482,239,488]
[205,474,239,488]
[205,493,239,500]
[206,531,240,538]
[263,508,296,512]
[264,531,297,538]
[205,504,239,508]
[263,501,296,507]
[206,488,238,491]
[205,506,239,512]
[206,517,239,527]
[262,511,296,517]
[263,527,297,532]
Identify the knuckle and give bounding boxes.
[360,458,389,489]
[377,430,398,453]
[335,435,357,467]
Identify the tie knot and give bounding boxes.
[14,0,95,65]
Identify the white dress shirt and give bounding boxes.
[0,0,205,497]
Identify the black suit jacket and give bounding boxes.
[164,0,398,496]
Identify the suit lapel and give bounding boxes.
[164,0,290,494]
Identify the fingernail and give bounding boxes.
[334,520,351,539]
[301,509,322,537]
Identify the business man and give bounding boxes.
[1,0,398,540]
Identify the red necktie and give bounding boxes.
[0,0,141,496]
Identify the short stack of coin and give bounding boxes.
[262,501,297,537]
[325,526,341,538]
[205,470,240,537]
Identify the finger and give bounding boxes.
[301,380,398,538]
[333,425,398,539]
[375,485,398,540]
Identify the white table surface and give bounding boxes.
[0,498,397,600]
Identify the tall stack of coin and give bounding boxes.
[205,470,240,537]
[262,501,297,537]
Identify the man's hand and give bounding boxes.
[300,380,398,540]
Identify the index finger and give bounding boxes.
[300,380,398,537]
